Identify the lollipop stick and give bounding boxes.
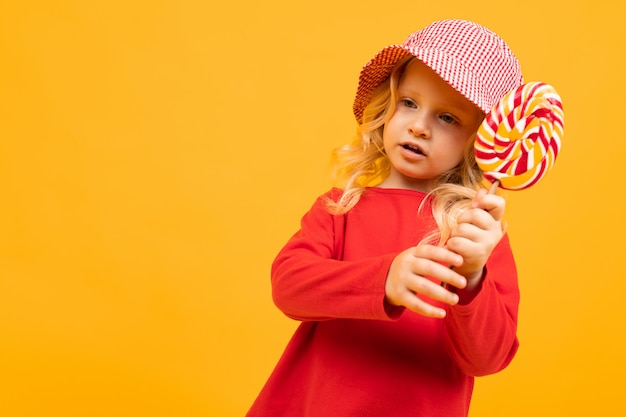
[488,179,500,194]
[441,178,502,289]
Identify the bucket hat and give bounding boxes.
[353,19,523,122]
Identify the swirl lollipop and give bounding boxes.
[474,82,564,191]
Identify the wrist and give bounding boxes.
[456,268,485,305]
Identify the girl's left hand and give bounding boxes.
[445,188,505,289]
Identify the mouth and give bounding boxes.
[402,143,425,156]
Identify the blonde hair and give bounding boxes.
[326,56,487,246]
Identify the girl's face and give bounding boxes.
[381,60,483,192]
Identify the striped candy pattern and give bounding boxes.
[474,82,564,190]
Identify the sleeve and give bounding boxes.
[443,234,520,376]
[271,192,399,322]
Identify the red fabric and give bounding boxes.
[247,188,519,417]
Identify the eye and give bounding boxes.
[401,98,417,109]
[440,114,457,124]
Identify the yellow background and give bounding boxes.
[1,0,624,416]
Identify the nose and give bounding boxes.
[408,112,431,138]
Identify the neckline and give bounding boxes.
[366,187,429,197]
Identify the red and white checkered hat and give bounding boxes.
[353,19,523,122]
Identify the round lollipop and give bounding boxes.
[474,82,564,191]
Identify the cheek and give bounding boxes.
[383,117,398,136]
[381,122,396,146]
[381,132,393,154]
[444,137,470,165]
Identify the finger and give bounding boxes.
[431,262,468,290]
[408,256,466,286]
[406,254,468,290]
[446,235,478,256]
[455,208,495,231]
[469,192,505,222]
[411,244,463,268]
[407,273,463,304]
[400,291,449,319]
[446,236,491,267]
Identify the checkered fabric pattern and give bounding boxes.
[353,20,523,122]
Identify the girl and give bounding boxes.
[247,19,523,417]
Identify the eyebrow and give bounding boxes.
[398,88,478,119]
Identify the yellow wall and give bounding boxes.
[1,1,624,415]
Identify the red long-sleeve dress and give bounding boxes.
[247,187,520,417]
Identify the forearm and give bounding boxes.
[444,274,519,376]
[271,251,398,321]
[443,235,520,376]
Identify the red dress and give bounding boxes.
[247,188,519,417]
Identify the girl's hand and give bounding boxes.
[385,245,467,318]
[446,188,505,289]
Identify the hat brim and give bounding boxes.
[352,45,413,123]
[353,45,491,122]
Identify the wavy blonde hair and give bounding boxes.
[325,56,487,246]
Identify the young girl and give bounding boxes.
[247,19,523,417]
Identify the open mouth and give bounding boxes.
[403,144,425,156]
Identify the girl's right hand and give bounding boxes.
[385,245,467,318]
